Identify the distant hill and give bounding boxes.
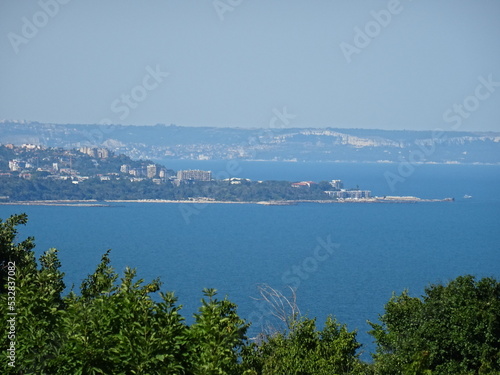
[0,120,499,164]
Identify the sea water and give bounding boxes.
[1,162,499,358]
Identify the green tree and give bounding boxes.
[187,288,249,375]
[240,285,365,374]
[58,252,187,374]
[0,214,36,293]
[369,275,500,374]
[0,214,66,374]
[0,215,189,374]
[242,316,364,374]
[1,213,255,374]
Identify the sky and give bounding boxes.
[0,0,499,131]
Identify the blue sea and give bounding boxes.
[1,161,499,359]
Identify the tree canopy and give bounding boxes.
[369,275,500,374]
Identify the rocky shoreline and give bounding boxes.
[0,196,454,207]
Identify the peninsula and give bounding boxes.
[0,144,453,205]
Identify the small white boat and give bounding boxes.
[463,195,472,199]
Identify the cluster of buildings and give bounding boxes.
[116,166,213,184]
[2,143,217,187]
[79,147,111,159]
[292,179,372,200]
[117,165,215,185]
[324,189,371,199]
[326,179,371,199]
[1,144,167,184]
[2,144,46,179]
[8,159,34,172]
[3,144,372,200]
[119,164,170,181]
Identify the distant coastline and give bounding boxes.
[0,144,460,205]
[2,121,500,164]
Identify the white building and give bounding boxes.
[330,180,344,190]
[8,160,21,171]
[147,164,157,179]
[325,190,371,199]
[177,169,212,181]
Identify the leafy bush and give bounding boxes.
[242,316,364,374]
[369,276,500,374]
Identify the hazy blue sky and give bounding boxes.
[1,0,499,131]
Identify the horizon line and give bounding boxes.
[1,119,499,134]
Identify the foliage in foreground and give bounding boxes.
[241,315,365,374]
[369,275,500,374]
[1,214,500,374]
